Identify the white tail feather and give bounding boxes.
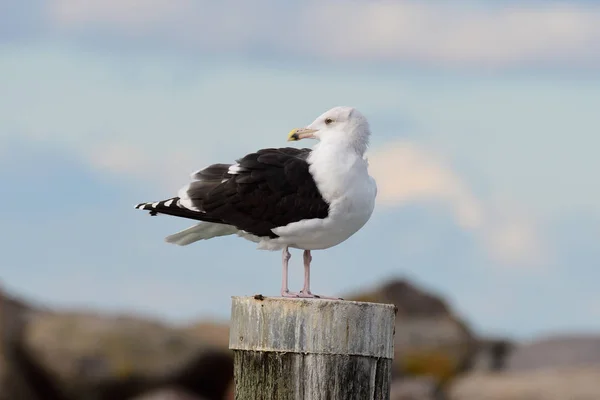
[165,222,238,246]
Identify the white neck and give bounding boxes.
[307,139,369,203]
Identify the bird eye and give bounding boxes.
[325,118,333,125]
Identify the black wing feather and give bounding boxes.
[193,147,328,238]
[136,147,330,239]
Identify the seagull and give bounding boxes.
[135,106,377,299]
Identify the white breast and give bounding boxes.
[268,142,377,251]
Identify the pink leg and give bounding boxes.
[280,247,297,297]
[280,247,306,298]
[300,250,313,295]
[296,250,342,300]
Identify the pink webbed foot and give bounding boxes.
[280,290,301,298]
[280,290,342,300]
[299,291,343,300]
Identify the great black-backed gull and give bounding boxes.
[135,106,377,299]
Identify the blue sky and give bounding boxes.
[2,0,600,340]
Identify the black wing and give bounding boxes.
[136,147,330,239]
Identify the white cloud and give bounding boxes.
[87,142,150,176]
[369,141,483,229]
[86,141,200,189]
[480,199,549,269]
[368,140,546,267]
[46,0,600,68]
[484,217,545,267]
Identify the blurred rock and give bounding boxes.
[348,279,478,385]
[449,367,600,400]
[0,286,70,400]
[506,335,600,371]
[350,279,451,317]
[0,286,233,400]
[25,311,209,382]
[31,313,234,400]
[180,322,230,350]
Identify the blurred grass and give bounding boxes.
[401,348,459,386]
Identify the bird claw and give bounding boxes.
[280,290,342,300]
[280,290,302,298]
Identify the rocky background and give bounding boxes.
[1,279,599,400]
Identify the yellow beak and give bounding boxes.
[287,128,318,141]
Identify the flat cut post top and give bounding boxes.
[229,296,396,359]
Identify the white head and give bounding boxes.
[288,106,371,155]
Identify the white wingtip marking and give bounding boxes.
[164,199,174,207]
[227,164,243,174]
[177,184,191,200]
[178,198,201,212]
[177,184,202,211]
[151,202,160,208]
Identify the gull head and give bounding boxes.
[288,106,371,155]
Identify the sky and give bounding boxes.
[1,0,600,340]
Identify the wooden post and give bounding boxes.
[229,296,396,399]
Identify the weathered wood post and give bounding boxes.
[229,296,396,399]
